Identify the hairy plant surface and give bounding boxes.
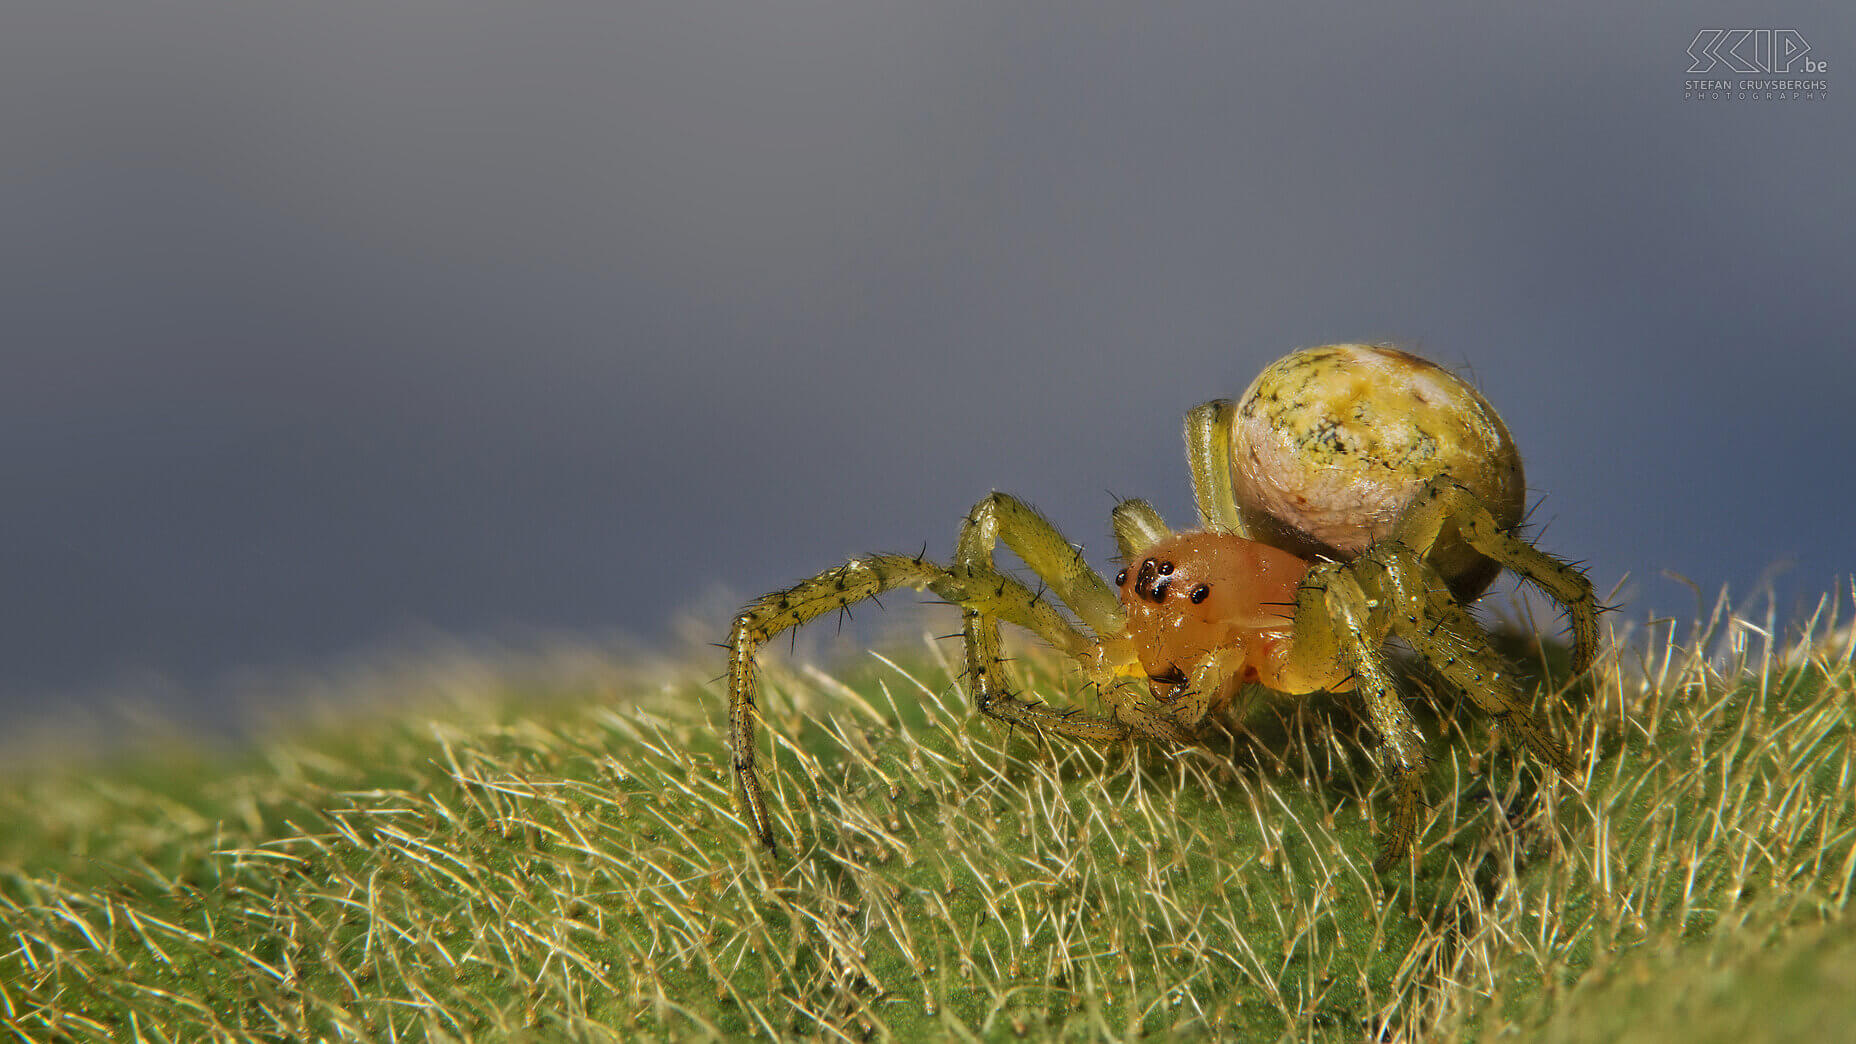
[2,593,1852,1041]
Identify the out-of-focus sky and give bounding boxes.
[3,2,1851,732]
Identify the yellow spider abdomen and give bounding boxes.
[1229,343,1525,600]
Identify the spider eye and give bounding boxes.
[1153,579,1171,600]
[1157,560,1174,575]
[1136,558,1158,590]
[1191,584,1210,604]
[1115,569,1127,586]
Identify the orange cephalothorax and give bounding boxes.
[1114,531,1312,700]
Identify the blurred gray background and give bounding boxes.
[3,2,1851,736]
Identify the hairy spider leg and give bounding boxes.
[953,493,1192,746]
[1110,498,1171,561]
[1390,479,1600,675]
[1361,544,1578,776]
[1285,537,1580,871]
[1184,399,1246,535]
[1279,562,1429,872]
[728,552,1091,851]
[958,493,1122,634]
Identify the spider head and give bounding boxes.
[1115,531,1309,693]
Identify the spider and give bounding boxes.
[725,344,1597,871]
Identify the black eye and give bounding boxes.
[1157,560,1174,575]
[1153,579,1170,600]
[1191,584,1210,604]
[1115,569,1127,586]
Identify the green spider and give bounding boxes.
[726,344,1597,870]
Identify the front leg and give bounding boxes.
[729,549,1117,852]
[1111,498,1171,561]
[728,554,949,851]
[957,492,1122,634]
[954,493,1190,745]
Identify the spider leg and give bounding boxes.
[728,552,1088,851]
[958,493,1122,634]
[954,494,1192,745]
[730,556,942,851]
[1283,562,1428,872]
[1363,544,1578,776]
[1110,498,1171,560]
[1184,399,1246,535]
[1393,478,1600,675]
